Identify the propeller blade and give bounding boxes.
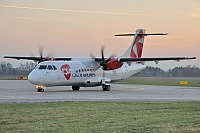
[105,54,116,63]
[101,46,105,60]
[39,46,43,60]
[90,53,96,59]
[46,53,53,59]
[37,47,52,63]
[102,70,105,85]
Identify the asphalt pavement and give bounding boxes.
[0,80,200,102]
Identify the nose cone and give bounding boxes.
[28,71,40,85]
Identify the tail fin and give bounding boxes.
[121,29,146,58]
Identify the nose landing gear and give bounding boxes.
[36,85,45,92]
[37,88,44,92]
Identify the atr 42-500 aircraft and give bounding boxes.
[4,29,196,92]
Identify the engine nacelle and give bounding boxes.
[104,58,123,70]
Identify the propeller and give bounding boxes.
[90,46,116,86]
[99,46,115,70]
[34,47,52,64]
[90,46,116,70]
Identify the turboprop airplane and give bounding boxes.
[4,29,196,92]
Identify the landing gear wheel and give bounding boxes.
[102,84,111,91]
[72,86,80,91]
[37,88,44,92]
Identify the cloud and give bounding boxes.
[0,4,163,17]
[0,16,90,21]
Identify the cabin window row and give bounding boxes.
[75,69,95,73]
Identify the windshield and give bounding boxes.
[36,65,57,70]
[38,65,47,70]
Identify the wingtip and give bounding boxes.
[188,57,196,59]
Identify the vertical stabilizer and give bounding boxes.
[121,29,146,58]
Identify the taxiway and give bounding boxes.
[0,80,200,102]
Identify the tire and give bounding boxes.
[72,86,80,91]
[37,88,44,92]
[102,84,111,91]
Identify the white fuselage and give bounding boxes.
[28,58,146,87]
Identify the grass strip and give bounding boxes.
[118,77,200,87]
[0,101,200,132]
[0,75,27,80]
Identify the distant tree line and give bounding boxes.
[135,65,200,77]
[0,62,200,77]
[0,62,37,76]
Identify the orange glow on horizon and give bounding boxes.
[0,0,199,69]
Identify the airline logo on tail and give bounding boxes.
[130,29,145,58]
[120,29,145,59]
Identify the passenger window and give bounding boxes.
[47,65,53,70]
[38,65,47,70]
[52,65,57,70]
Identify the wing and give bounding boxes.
[93,57,196,62]
[4,56,42,61]
[91,56,196,70]
[4,56,72,62]
[119,57,196,64]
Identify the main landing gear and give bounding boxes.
[72,86,80,91]
[71,85,111,91]
[102,84,111,91]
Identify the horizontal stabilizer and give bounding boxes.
[115,33,168,36]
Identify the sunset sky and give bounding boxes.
[0,0,200,70]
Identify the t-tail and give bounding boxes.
[115,28,168,58]
[121,29,145,58]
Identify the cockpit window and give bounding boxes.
[34,65,40,70]
[52,65,57,70]
[37,65,57,70]
[38,65,47,70]
[47,65,53,70]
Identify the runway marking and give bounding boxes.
[119,87,145,92]
[113,84,145,92]
[0,96,25,99]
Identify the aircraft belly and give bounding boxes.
[81,77,102,87]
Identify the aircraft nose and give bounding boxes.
[28,71,41,85]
